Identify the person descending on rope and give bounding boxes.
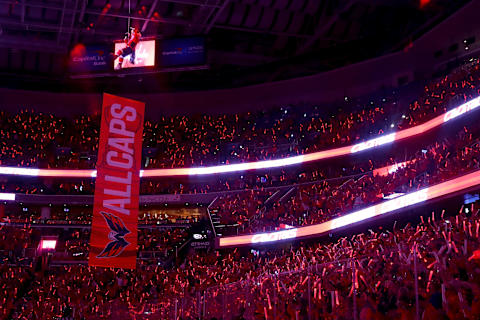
[113,26,141,70]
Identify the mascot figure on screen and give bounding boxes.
[113,27,141,70]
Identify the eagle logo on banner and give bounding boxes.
[97,211,131,258]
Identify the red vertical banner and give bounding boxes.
[89,93,144,269]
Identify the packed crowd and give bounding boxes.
[0,265,31,320]
[0,60,478,200]
[1,202,479,319]
[0,60,479,174]
[211,123,480,235]
[0,60,478,199]
[2,114,479,238]
[0,224,190,266]
[1,52,480,320]
[0,204,203,226]
[3,124,478,233]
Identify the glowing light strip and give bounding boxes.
[40,240,57,250]
[218,169,480,247]
[0,97,479,178]
[0,193,15,201]
[373,160,415,176]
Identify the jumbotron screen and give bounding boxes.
[114,40,156,69]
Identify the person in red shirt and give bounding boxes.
[114,27,142,70]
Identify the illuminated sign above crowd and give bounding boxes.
[69,44,111,73]
[217,169,480,247]
[0,96,479,178]
[251,228,298,244]
[160,37,206,68]
[350,133,396,153]
[443,96,480,122]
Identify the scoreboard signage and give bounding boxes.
[114,40,156,69]
[69,44,110,73]
[160,37,206,67]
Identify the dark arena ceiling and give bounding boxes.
[0,0,471,92]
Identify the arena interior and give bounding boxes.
[1,0,480,319]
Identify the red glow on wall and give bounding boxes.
[70,44,86,58]
[420,0,431,8]
[101,4,111,14]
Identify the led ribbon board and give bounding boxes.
[0,96,479,178]
[218,169,480,247]
[0,193,15,201]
